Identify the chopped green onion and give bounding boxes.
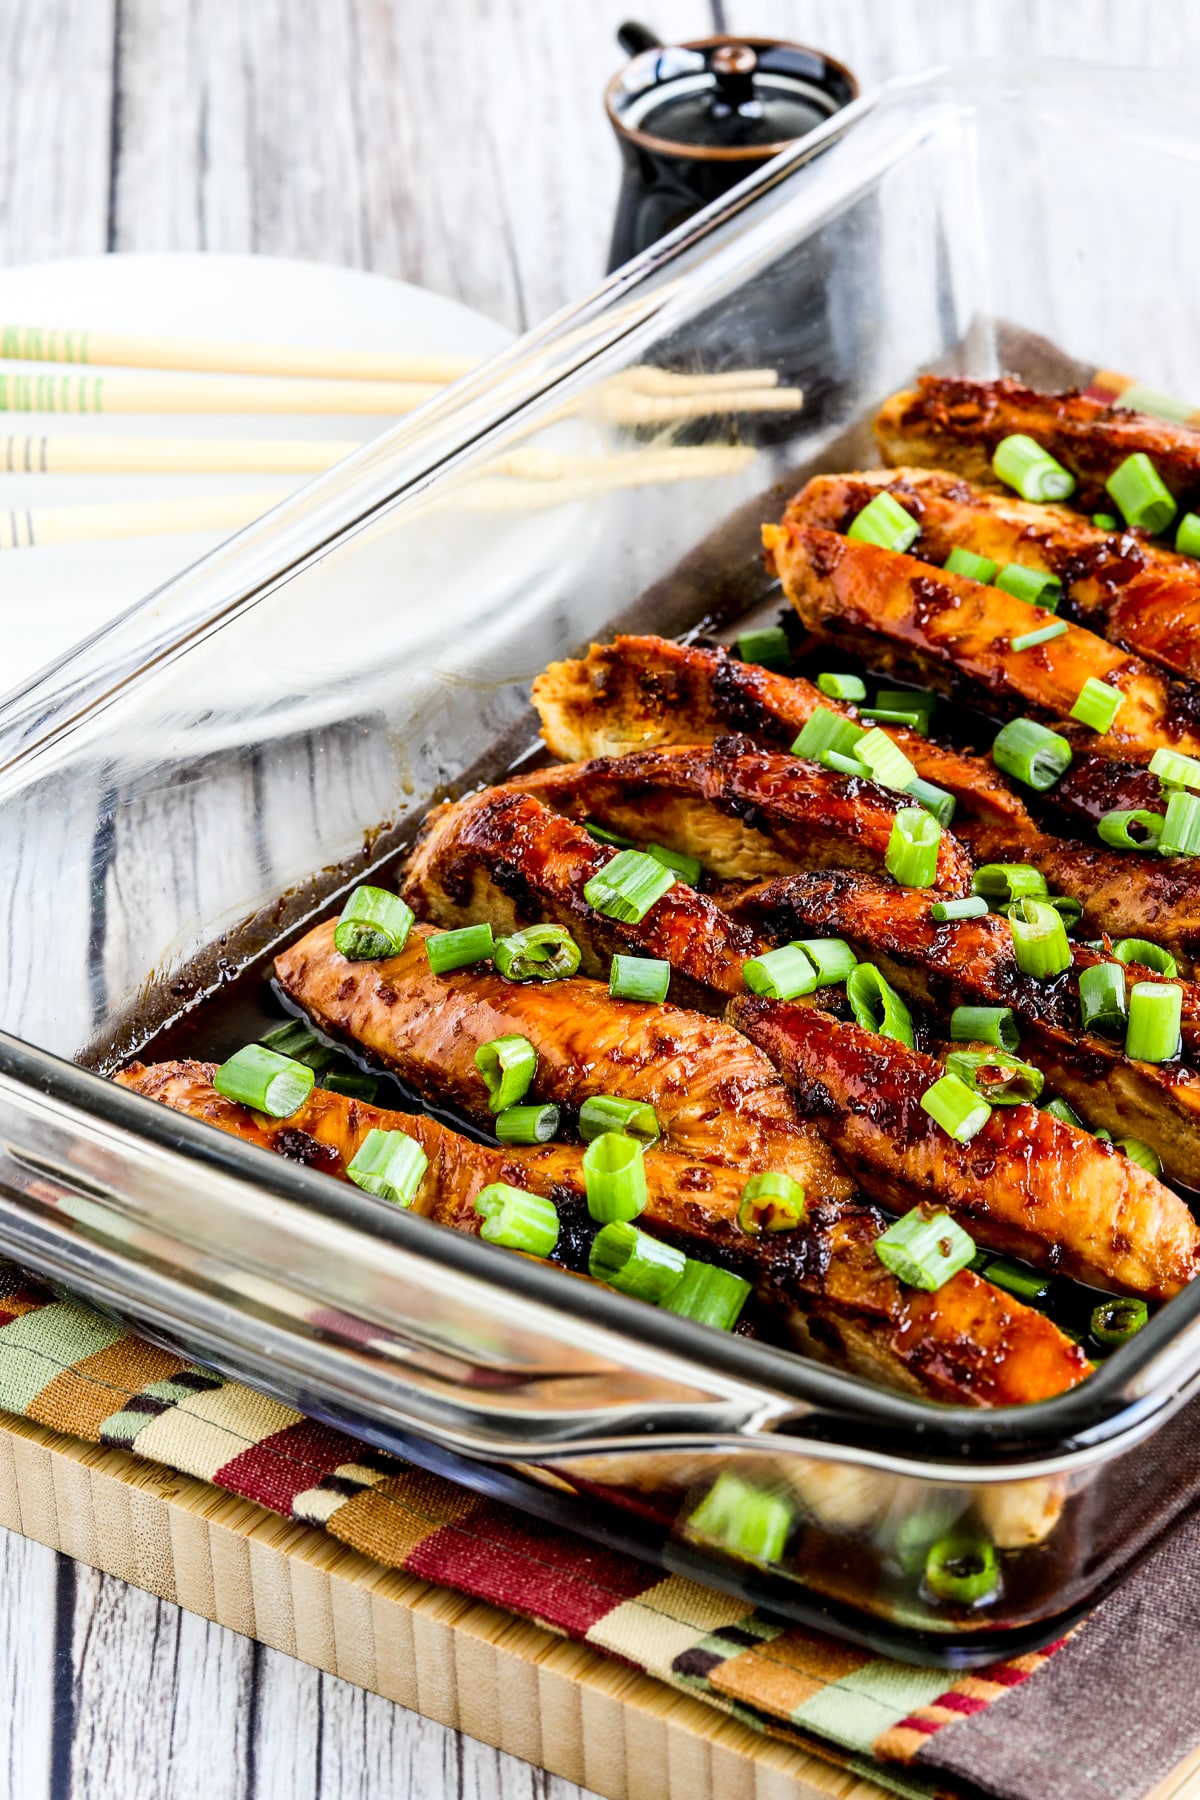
[885,806,941,889]
[920,1073,992,1143]
[588,1221,685,1302]
[1070,676,1124,734]
[585,822,635,849]
[1092,511,1119,531]
[259,1020,337,1073]
[742,943,818,1001]
[738,1171,806,1235]
[1094,1128,1113,1143]
[647,843,703,887]
[855,727,918,792]
[1010,619,1068,653]
[1149,746,1200,790]
[493,924,581,983]
[1090,1296,1150,1347]
[950,1005,1020,1051]
[875,687,937,731]
[661,1259,752,1330]
[1106,451,1177,534]
[1158,789,1200,857]
[1175,512,1200,559]
[790,706,865,763]
[905,777,957,827]
[995,563,1062,609]
[474,1183,559,1256]
[847,490,919,552]
[1114,383,1192,424]
[847,963,915,1048]
[824,749,869,777]
[333,886,415,961]
[1125,980,1182,1062]
[578,1095,660,1145]
[425,922,496,974]
[860,706,925,730]
[1078,961,1128,1037]
[924,1535,999,1606]
[932,895,989,922]
[1112,937,1178,978]
[736,625,790,669]
[876,1206,978,1286]
[1041,1095,1085,1128]
[474,1035,537,1113]
[972,863,1048,906]
[816,671,865,701]
[944,546,998,584]
[992,433,1076,501]
[1008,896,1071,978]
[346,1128,428,1207]
[1118,1137,1162,1176]
[944,1048,1043,1106]
[992,717,1073,791]
[495,1103,561,1145]
[214,1045,315,1118]
[1097,809,1164,851]
[609,954,670,1005]
[322,1068,383,1103]
[794,937,857,986]
[978,1256,1049,1303]
[584,849,675,924]
[687,1472,793,1563]
[583,1131,648,1223]
[1047,895,1082,934]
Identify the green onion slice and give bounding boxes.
[214,1045,315,1118]
[847,490,919,553]
[322,1068,382,1103]
[474,1034,537,1113]
[494,1103,561,1145]
[860,707,925,730]
[875,687,937,730]
[578,1095,660,1145]
[1090,1296,1150,1348]
[1048,895,1083,932]
[687,1472,793,1563]
[738,1171,807,1235]
[816,671,866,701]
[846,963,915,1048]
[259,1020,337,1073]
[924,1535,1000,1606]
[920,1073,992,1143]
[1106,451,1177,534]
[1092,511,1119,531]
[1112,937,1178,978]
[1011,620,1068,653]
[1115,383,1193,423]
[790,706,865,763]
[992,433,1076,501]
[425,922,496,974]
[855,726,918,792]
[932,895,989,922]
[1078,961,1128,1037]
[584,849,675,924]
[493,924,581,983]
[588,1221,685,1303]
[1149,746,1200,790]
[609,954,670,1005]
[585,822,635,849]
[977,1256,1049,1303]
[905,777,957,827]
[875,1206,977,1287]
[944,1048,1044,1106]
[661,1259,752,1330]
[885,805,941,889]
[992,717,1072,790]
[794,937,857,986]
[1041,1096,1085,1128]
[995,563,1063,610]
[333,886,415,961]
[944,546,998,584]
[824,749,869,777]
[1070,676,1124,734]
[972,862,1047,906]
[736,625,790,670]
[1125,980,1182,1062]
[1118,1137,1162,1176]
[646,843,703,886]
[583,1132,648,1223]
[474,1183,559,1257]
[1008,896,1072,978]
[1175,512,1200,559]
[1158,789,1200,858]
[346,1128,428,1207]
[742,943,818,1001]
[950,1005,1020,1051]
[1097,809,1164,851]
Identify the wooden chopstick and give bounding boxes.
[0,373,442,415]
[0,492,287,548]
[0,323,478,385]
[0,435,360,473]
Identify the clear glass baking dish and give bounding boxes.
[2,58,1200,1666]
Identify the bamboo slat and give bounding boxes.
[0,491,286,547]
[0,323,478,384]
[0,434,359,472]
[0,371,442,414]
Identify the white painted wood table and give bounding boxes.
[3,1,1200,1794]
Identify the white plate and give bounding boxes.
[0,254,512,693]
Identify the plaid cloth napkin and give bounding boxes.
[1,1259,1197,1800]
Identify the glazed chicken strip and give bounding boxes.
[730,999,1200,1301]
[787,467,1200,686]
[274,921,849,1193]
[729,868,1200,1191]
[114,1061,1088,1407]
[533,635,1030,832]
[764,522,1200,763]
[875,377,1200,515]
[509,740,974,890]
